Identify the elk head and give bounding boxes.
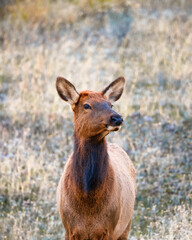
[56,77,125,141]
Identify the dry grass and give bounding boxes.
[0,0,192,239]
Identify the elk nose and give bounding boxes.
[110,114,123,126]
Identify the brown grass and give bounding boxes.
[0,0,192,239]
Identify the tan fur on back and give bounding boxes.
[107,143,136,239]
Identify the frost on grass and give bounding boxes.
[0,0,192,239]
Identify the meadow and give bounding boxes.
[0,0,191,239]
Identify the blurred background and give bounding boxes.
[0,0,192,239]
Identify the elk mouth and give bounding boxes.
[106,124,121,132]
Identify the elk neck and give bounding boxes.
[72,132,109,194]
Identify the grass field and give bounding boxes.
[0,0,192,239]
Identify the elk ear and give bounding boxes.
[102,77,125,102]
[56,77,79,105]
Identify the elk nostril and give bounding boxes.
[111,115,123,126]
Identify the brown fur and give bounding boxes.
[56,77,137,240]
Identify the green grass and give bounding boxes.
[0,0,192,239]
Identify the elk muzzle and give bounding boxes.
[106,113,123,132]
[110,114,123,126]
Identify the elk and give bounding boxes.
[56,76,137,240]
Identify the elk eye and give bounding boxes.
[84,104,92,110]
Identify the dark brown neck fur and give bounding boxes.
[72,133,109,194]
